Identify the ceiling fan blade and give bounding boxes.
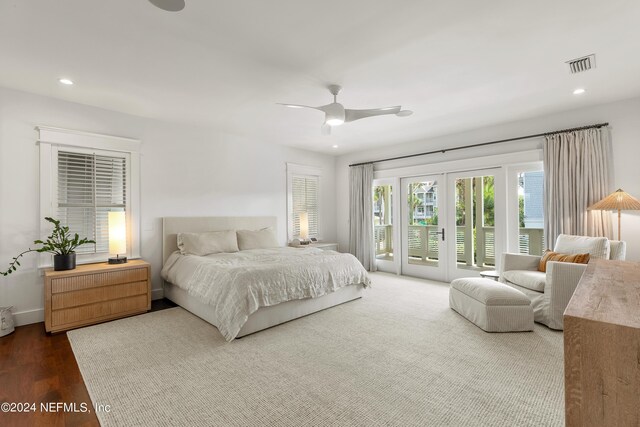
[344,106,401,122]
[321,123,332,135]
[277,103,323,111]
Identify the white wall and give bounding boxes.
[336,96,640,262]
[0,87,337,325]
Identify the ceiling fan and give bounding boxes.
[278,85,413,135]
[148,0,185,12]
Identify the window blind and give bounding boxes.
[57,151,127,254]
[291,175,319,238]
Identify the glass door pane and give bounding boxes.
[517,171,545,255]
[373,183,394,261]
[408,180,439,266]
[401,175,447,281]
[453,175,496,272]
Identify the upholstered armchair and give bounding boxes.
[500,234,626,330]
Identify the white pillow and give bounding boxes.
[236,227,280,250]
[177,230,239,256]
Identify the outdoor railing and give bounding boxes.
[375,224,545,266]
[375,224,393,255]
[518,228,545,256]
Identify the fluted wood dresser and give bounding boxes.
[44,259,151,333]
[564,259,640,426]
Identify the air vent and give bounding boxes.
[566,54,596,74]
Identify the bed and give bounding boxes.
[161,216,369,340]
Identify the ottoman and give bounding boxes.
[449,277,534,332]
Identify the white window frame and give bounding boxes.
[286,163,322,242]
[37,126,141,267]
[506,161,544,254]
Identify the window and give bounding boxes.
[507,162,544,257]
[373,180,395,264]
[38,127,141,266]
[517,170,545,255]
[287,163,321,241]
[56,150,127,254]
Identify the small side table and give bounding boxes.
[479,270,500,281]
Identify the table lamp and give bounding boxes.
[588,189,640,240]
[299,211,310,245]
[108,211,127,264]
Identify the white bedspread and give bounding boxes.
[161,247,370,340]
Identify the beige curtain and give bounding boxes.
[349,164,376,271]
[543,127,613,247]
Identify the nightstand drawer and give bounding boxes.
[51,267,148,294]
[311,243,338,251]
[51,294,148,329]
[51,281,149,310]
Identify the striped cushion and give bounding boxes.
[553,234,609,259]
[609,241,627,260]
[450,278,530,306]
[538,250,590,273]
[502,270,546,292]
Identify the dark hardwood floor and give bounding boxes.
[0,299,176,427]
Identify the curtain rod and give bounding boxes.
[348,122,609,167]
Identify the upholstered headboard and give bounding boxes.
[162,216,278,264]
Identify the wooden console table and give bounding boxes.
[564,259,640,426]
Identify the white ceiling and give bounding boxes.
[2,0,640,154]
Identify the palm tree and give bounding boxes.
[374,186,387,224]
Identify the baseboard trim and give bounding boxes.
[151,288,164,300]
[14,308,44,326]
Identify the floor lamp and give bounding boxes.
[587,189,640,240]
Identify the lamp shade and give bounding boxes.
[587,189,640,211]
[299,211,309,240]
[588,188,640,240]
[108,211,127,255]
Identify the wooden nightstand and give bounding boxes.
[44,259,151,333]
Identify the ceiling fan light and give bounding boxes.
[326,118,344,126]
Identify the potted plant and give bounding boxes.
[1,217,95,276]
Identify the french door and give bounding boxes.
[400,175,447,281]
[392,169,504,282]
[446,168,504,280]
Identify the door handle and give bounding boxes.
[434,228,445,241]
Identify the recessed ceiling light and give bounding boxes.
[573,88,586,95]
[58,78,74,85]
[332,145,339,149]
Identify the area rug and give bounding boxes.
[67,272,564,426]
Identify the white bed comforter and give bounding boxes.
[161,247,370,340]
